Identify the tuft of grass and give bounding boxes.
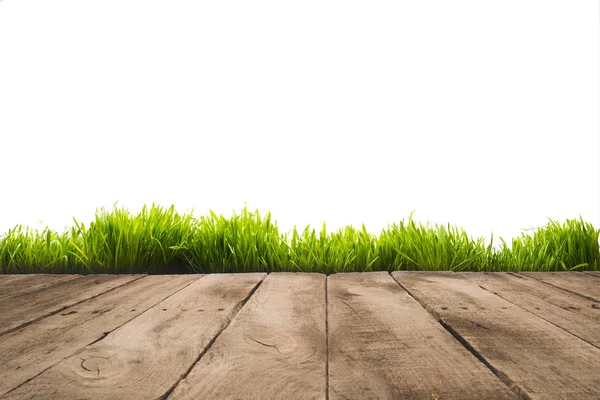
[1,204,598,274]
[171,206,292,274]
[374,212,491,272]
[493,217,600,272]
[0,202,197,274]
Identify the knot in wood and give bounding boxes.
[80,356,112,376]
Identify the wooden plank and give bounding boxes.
[326,272,518,400]
[0,274,80,302]
[168,272,328,400]
[460,272,600,347]
[2,273,266,400]
[0,275,32,288]
[0,275,201,396]
[0,274,143,336]
[519,272,600,301]
[0,275,44,291]
[393,271,600,400]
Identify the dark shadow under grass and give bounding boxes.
[1,204,598,274]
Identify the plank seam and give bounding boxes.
[325,275,329,400]
[511,272,600,303]
[0,275,80,302]
[436,320,531,400]
[582,271,600,280]
[158,273,268,400]
[388,272,531,400]
[82,275,207,348]
[2,275,207,397]
[0,275,148,338]
[475,284,600,351]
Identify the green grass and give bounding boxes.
[1,203,598,274]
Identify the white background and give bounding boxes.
[0,0,598,248]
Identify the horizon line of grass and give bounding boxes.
[1,203,598,274]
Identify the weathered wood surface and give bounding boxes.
[0,274,143,336]
[0,274,50,290]
[169,273,327,400]
[0,274,30,287]
[520,271,600,301]
[459,272,600,347]
[393,271,600,400]
[0,275,200,396]
[1,271,600,400]
[3,273,266,400]
[0,274,78,302]
[327,272,517,400]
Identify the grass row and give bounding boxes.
[1,203,599,274]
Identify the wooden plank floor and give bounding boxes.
[0,271,599,400]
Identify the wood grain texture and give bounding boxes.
[459,272,600,347]
[328,272,518,400]
[2,273,266,400]
[519,272,600,301]
[2,272,600,399]
[0,275,34,288]
[393,271,600,400]
[0,274,79,302]
[0,274,143,335]
[168,272,327,400]
[0,275,200,396]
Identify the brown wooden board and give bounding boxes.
[393,271,600,399]
[0,274,79,302]
[0,275,33,288]
[0,274,143,336]
[582,271,600,282]
[327,272,518,400]
[519,272,600,301]
[459,272,600,347]
[0,275,201,396]
[1,273,266,400]
[168,272,327,400]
